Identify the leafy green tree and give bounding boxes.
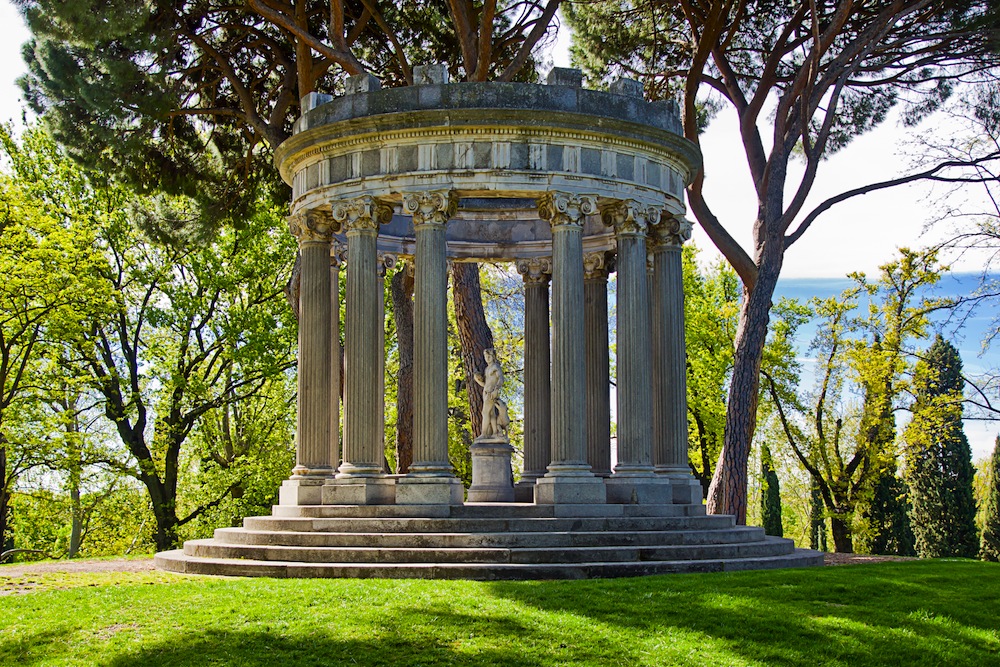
[981,436,1000,561]
[566,0,1000,522]
[905,335,979,558]
[69,201,298,551]
[0,125,107,555]
[768,249,946,551]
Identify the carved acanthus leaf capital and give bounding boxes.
[376,252,398,278]
[402,190,458,227]
[330,241,348,268]
[288,209,337,244]
[599,199,659,236]
[331,195,393,232]
[537,192,597,229]
[584,251,615,280]
[650,215,694,248]
[515,257,552,284]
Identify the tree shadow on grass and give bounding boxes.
[484,561,1000,667]
[100,630,538,667]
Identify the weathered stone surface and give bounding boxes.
[467,441,516,503]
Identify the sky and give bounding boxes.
[0,4,996,458]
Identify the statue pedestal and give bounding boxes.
[467,438,515,502]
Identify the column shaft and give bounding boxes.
[519,260,551,484]
[330,252,343,471]
[293,218,334,478]
[411,221,451,473]
[549,223,587,471]
[614,231,654,475]
[340,223,383,476]
[584,255,612,476]
[656,244,689,474]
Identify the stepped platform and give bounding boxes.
[155,503,823,579]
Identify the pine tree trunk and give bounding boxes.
[390,264,415,473]
[831,516,854,553]
[707,259,781,523]
[451,263,494,438]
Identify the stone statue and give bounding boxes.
[474,348,509,440]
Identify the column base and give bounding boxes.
[534,475,607,505]
[668,477,704,505]
[513,476,541,503]
[656,466,705,504]
[605,475,673,504]
[395,476,464,505]
[278,478,326,506]
[322,477,396,505]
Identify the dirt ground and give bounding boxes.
[0,557,158,578]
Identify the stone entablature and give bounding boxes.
[275,77,699,262]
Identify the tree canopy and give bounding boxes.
[567,0,1000,521]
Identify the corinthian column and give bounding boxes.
[514,257,551,502]
[376,251,397,471]
[601,199,670,504]
[650,215,702,504]
[280,209,336,506]
[330,241,347,473]
[534,192,606,506]
[397,190,463,505]
[583,252,613,477]
[324,195,396,505]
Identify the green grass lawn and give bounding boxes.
[1,560,998,666]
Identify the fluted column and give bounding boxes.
[601,199,671,504]
[651,216,702,504]
[279,209,336,506]
[290,210,336,478]
[514,257,552,501]
[376,251,397,471]
[325,195,396,505]
[583,252,613,477]
[330,241,346,472]
[396,190,463,505]
[534,192,606,505]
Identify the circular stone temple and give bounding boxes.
[156,66,823,578]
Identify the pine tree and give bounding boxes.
[760,443,783,537]
[981,436,1000,561]
[905,335,979,558]
[809,479,827,551]
[856,464,916,556]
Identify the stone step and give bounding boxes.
[183,536,795,565]
[213,525,767,549]
[155,548,825,579]
[242,514,734,534]
[270,503,707,520]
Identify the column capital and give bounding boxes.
[332,195,393,232]
[288,209,336,244]
[538,192,597,229]
[402,190,458,227]
[376,252,398,278]
[650,215,694,248]
[515,257,552,285]
[583,251,615,280]
[330,240,348,267]
[599,198,659,236]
